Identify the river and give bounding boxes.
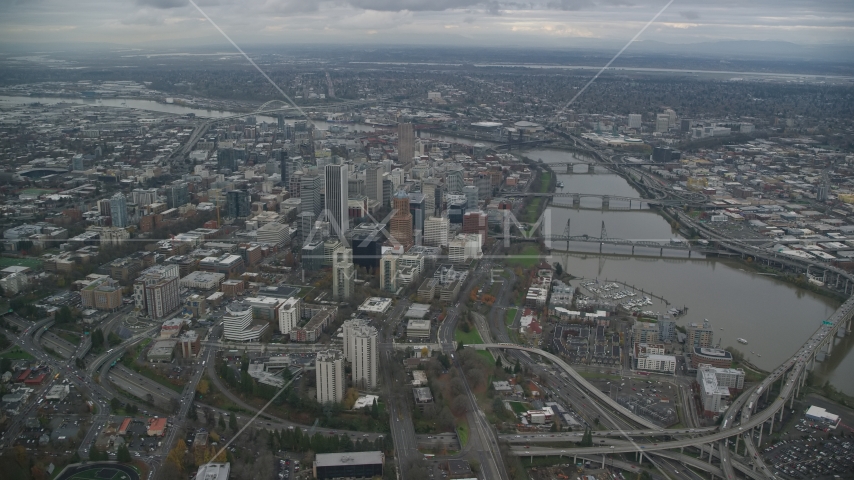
[526,148,854,395]
[4,94,849,395]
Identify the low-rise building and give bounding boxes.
[179,331,201,358]
[406,319,431,339]
[147,339,178,363]
[291,307,334,343]
[313,452,383,480]
[358,297,392,314]
[412,387,434,412]
[195,463,230,480]
[79,275,123,311]
[691,347,733,369]
[180,271,226,290]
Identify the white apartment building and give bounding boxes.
[316,349,345,404]
[636,354,676,374]
[423,216,449,247]
[350,325,378,389]
[698,365,730,415]
[277,297,301,335]
[628,113,642,129]
[697,363,745,390]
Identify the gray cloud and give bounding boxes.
[134,0,184,8]
[346,0,482,11]
[680,10,700,20]
[547,0,595,11]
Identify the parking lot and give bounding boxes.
[762,436,852,479]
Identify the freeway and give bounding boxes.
[4,316,114,457]
[485,300,848,458]
[476,343,659,430]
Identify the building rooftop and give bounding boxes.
[315,451,384,468]
[195,463,231,480]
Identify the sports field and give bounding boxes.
[0,257,43,269]
[57,464,139,480]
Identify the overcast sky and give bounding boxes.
[1,0,852,50]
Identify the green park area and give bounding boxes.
[509,401,530,414]
[0,257,43,269]
[505,308,517,326]
[456,422,469,447]
[454,325,483,345]
[476,350,495,365]
[505,245,541,268]
[1,347,35,360]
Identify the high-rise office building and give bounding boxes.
[463,185,479,210]
[390,191,414,250]
[217,147,239,173]
[277,150,302,188]
[424,216,450,247]
[475,173,491,200]
[325,164,349,236]
[380,254,398,293]
[365,162,383,204]
[628,114,642,130]
[332,245,355,301]
[664,108,677,127]
[421,179,440,216]
[349,223,383,271]
[226,190,251,219]
[349,324,378,389]
[166,183,189,209]
[109,193,129,228]
[462,211,488,245]
[382,177,393,208]
[656,114,670,133]
[277,297,301,335]
[130,188,159,207]
[398,123,414,171]
[97,199,111,217]
[408,192,425,244]
[316,350,345,404]
[72,154,85,171]
[301,173,322,218]
[446,166,464,194]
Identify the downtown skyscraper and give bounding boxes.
[324,164,349,236]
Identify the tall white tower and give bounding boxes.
[350,325,378,389]
[315,350,344,404]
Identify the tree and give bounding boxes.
[218,413,226,430]
[229,412,238,433]
[554,262,563,277]
[370,399,379,419]
[110,397,122,411]
[117,443,132,463]
[188,402,197,421]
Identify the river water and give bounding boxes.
[525,148,854,395]
[3,94,850,394]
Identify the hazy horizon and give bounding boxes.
[0,0,852,57]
